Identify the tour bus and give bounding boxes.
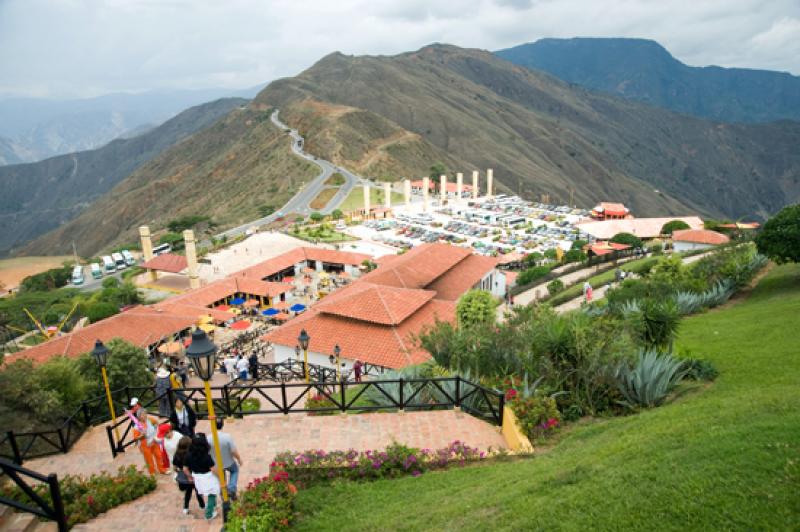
[101,255,116,274]
[121,249,136,267]
[71,265,84,285]
[112,252,127,270]
[90,263,103,280]
[152,243,172,256]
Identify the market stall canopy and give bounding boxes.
[158,341,183,354]
[274,312,291,321]
[198,315,214,324]
[262,308,279,316]
[215,305,230,312]
[230,320,251,331]
[243,299,260,307]
[230,297,246,305]
[282,276,295,283]
[290,303,307,312]
[198,323,215,333]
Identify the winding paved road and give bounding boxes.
[217,109,363,239]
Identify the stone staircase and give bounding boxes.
[0,506,58,532]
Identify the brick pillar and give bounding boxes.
[139,226,157,281]
[183,230,200,289]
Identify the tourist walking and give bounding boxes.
[248,352,259,381]
[159,422,183,467]
[223,355,237,381]
[178,361,188,388]
[212,418,243,500]
[353,360,363,383]
[155,366,173,417]
[133,408,169,476]
[169,396,197,437]
[236,355,249,380]
[172,436,205,515]
[183,434,220,521]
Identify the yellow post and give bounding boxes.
[101,367,121,442]
[304,348,310,383]
[335,353,340,382]
[204,379,229,504]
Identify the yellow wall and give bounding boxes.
[501,406,534,453]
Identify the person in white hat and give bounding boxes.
[154,366,172,417]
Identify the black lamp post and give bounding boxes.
[185,329,230,519]
[333,344,341,382]
[91,340,119,442]
[298,329,310,383]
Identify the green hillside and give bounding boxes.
[258,45,800,221]
[293,264,800,530]
[21,107,319,257]
[0,98,247,257]
[497,38,800,124]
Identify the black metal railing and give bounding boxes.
[103,376,504,458]
[0,458,67,531]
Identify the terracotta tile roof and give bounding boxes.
[672,229,730,245]
[586,242,631,256]
[151,302,233,322]
[592,202,629,215]
[171,277,292,307]
[426,254,498,301]
[263,299,456,369]
[316,283,436,325]
[360,244,472,289]
[236,247,371,280]
[577,216,704,240]
[141,253,188,273]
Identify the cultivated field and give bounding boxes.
[0,256,72,292]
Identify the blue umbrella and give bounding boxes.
[289,303,306,312]
[262,308,279,316]
[230,297,246,305]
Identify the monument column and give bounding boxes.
[472,170,479,199]
[456,172,463,202]
[487,168,494,199]
[422,177,430,212]
[139,226,157,282]
[183,230,201,290]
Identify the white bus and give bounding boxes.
[112,252,127,270]
[121,250,136,266]
[71,265,85,285]
[102,255,116,273]
[152,243,172,256]
[90,263,103,280]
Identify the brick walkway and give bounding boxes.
[26,410,506,531]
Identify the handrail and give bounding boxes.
[0,458,67,531]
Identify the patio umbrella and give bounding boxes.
[230,308,242,315]
[282,276,295,283]
[199,323,215,333]
[198,315,214,324]
[243,299,260,307]
[273,301,289,310]
[262,308,279,316]
[215,304,230,311]
[318,271,330,279]
[274,312,291,321]
[230,320,251,331]
[230,297,246,305]
[158,341,183,355]
[290,303,306,312]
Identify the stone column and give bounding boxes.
[440,175,447,204]
[384,182,392,209]
[422,176,430,212]
[472,170,479,199]
[183,230,200,290]
[456,172,463,202]
[404,179,411,207]
[363,184,370,218]
[487,168,494,199]
[139,226,157,281]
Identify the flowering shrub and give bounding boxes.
[305,393,338,415]
[227,468,297,531]
[0,465,156,528]
[508,390,561,442]
[271,441,486,486]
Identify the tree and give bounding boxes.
[84,302,119,323]
[77,339,152,392]
[102,277,120,289]
[456,290,498,328]
[571,239,588,251]
[523,252,543,267]
[158,232,185,250]
[543,248,558,260]
[610,232,643,249]
[661,220,690,236]
[331,209,343,220]
[755,204,800,264]
[563,249,587,264]
[361,259,377,272]
[547,279,565,296]
[258,205,275,217]
[309,212,324,223]
[517,266,551,285]
[429,162,447,178]
[19,264,74,292]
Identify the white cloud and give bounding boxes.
[0,0,797,98]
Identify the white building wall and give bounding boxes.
[673,241,715,253]
[474,269,506,299]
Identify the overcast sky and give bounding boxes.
[1,0,798,99]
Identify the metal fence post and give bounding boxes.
[106,425,117,458]
[398,378,404,411]
[455,376,461,408]
[281,381,288,415]
[340,380,346,412]
[498,393,505,426]
[81,401,91,425]
[57,428,67,453]
[7,431,22,465]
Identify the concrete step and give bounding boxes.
[0,506,13,527]
[0,513,36,532]
[32,522,57,532]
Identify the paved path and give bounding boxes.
[28,410,505,531]
[216,110,363,240]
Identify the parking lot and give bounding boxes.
[345,195,592,256]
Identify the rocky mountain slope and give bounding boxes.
[256,44,800,220]
[496,38,800,124]
[1,98,248,256]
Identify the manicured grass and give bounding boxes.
[339,186,404,212]
[292,264,800,531]
[291,226,355,243]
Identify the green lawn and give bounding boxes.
[292,264,800,530]
[339,186,404,212]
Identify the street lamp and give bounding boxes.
[298,329,310,383]
[91,340,120,443]
[333,344,342,382]
[185,329,230,519]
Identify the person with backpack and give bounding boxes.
[182,434,220,521]
[172,436,205,515]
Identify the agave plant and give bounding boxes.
[618,299,642,317]
[614,349,687,409]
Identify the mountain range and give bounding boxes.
[13,41,800,257]
[496,38,800,124]
[0,98,248,257]
[0,86,264,164]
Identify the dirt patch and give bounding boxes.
[310,187,339,209]
[0,256,73,292]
